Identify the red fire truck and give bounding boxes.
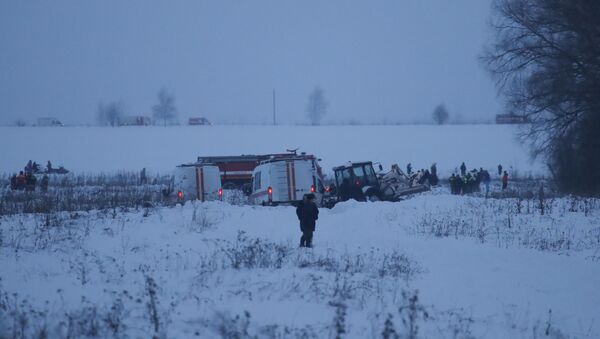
[196,151,323,194]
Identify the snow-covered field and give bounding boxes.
[2,193,599,338]
[3,124,595,338]
[0,125,544,177]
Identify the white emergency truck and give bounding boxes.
[250,157,324,206]
[174,164,223,203]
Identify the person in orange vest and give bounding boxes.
[502,171,509,190]
[16,171,26,190]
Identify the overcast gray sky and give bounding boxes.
[0,0,500,125]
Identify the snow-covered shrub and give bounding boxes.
[413,196,600,253]
[211,310,252,339]
[222,231,293,270]
[188,203,225,233]
[398,290,429,339]
[382,313,400,339]
[144,275,161,337]
[329,301,347,339]
[203,310,323,338]
[0,172,170,215]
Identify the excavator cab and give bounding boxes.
[333,162,378,189]
[330,162,381,203]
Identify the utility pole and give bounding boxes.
[272,89,277,125]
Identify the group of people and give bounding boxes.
[449,162,509,196]
[9,160,51,192]
[10,171,49,192]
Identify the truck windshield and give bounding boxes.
[335,168,353,186]
[352,164,377,184]
[364,164,377,184]
[353,165,366,181]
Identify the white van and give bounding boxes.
[174,164,222,203]
[250,158,324,206]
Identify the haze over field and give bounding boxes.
[0,125,542,176]
[0,0,499,126]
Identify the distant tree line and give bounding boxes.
[96,87,178,127]
[306,86,328,125]
[432,104,450,125]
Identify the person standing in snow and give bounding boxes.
[140,168,147,184]
[460,162,467,177]
[296,193,319,248]
[502,171,509,190]
[429,163,439,186]
[464,172,473,193]
[449,174,457,194]
[16,171,26,190]
[498,164,503,176]
[456,175,464,194]
[25,160,33,174]
[406,163,412,175]
[40,174,49,193]
[482,169,491,197]
[25,172,36,191]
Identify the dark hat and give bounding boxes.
[305,193,316,200]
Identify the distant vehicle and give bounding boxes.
[249,156,325,206]
[173,164,222,203]
[188,117,211,126]
[197,151,323,193]
[36,117,63,127]
[495,113,529,124]
[120,116,151,126]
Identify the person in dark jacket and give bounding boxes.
[449,173,460,194]
[25,173,37,191]
[26,160,34,173]
[406,163,412,175]
[40,174,49,193]
[482,170,491,197]
[498,164,503,176]
[455,175,464,194]
[296,193,319,248]
[10,174,17,190]
[464,172,474,194]
[429,163,439,186]
[140,168,147,184]
[460,162,467,177]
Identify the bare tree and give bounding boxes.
[152,88,177,127]
[483,0,600,195]
[432,104,449,125]
[14,119,27,127]
[96,101,124,127]
[306,86,328,125]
